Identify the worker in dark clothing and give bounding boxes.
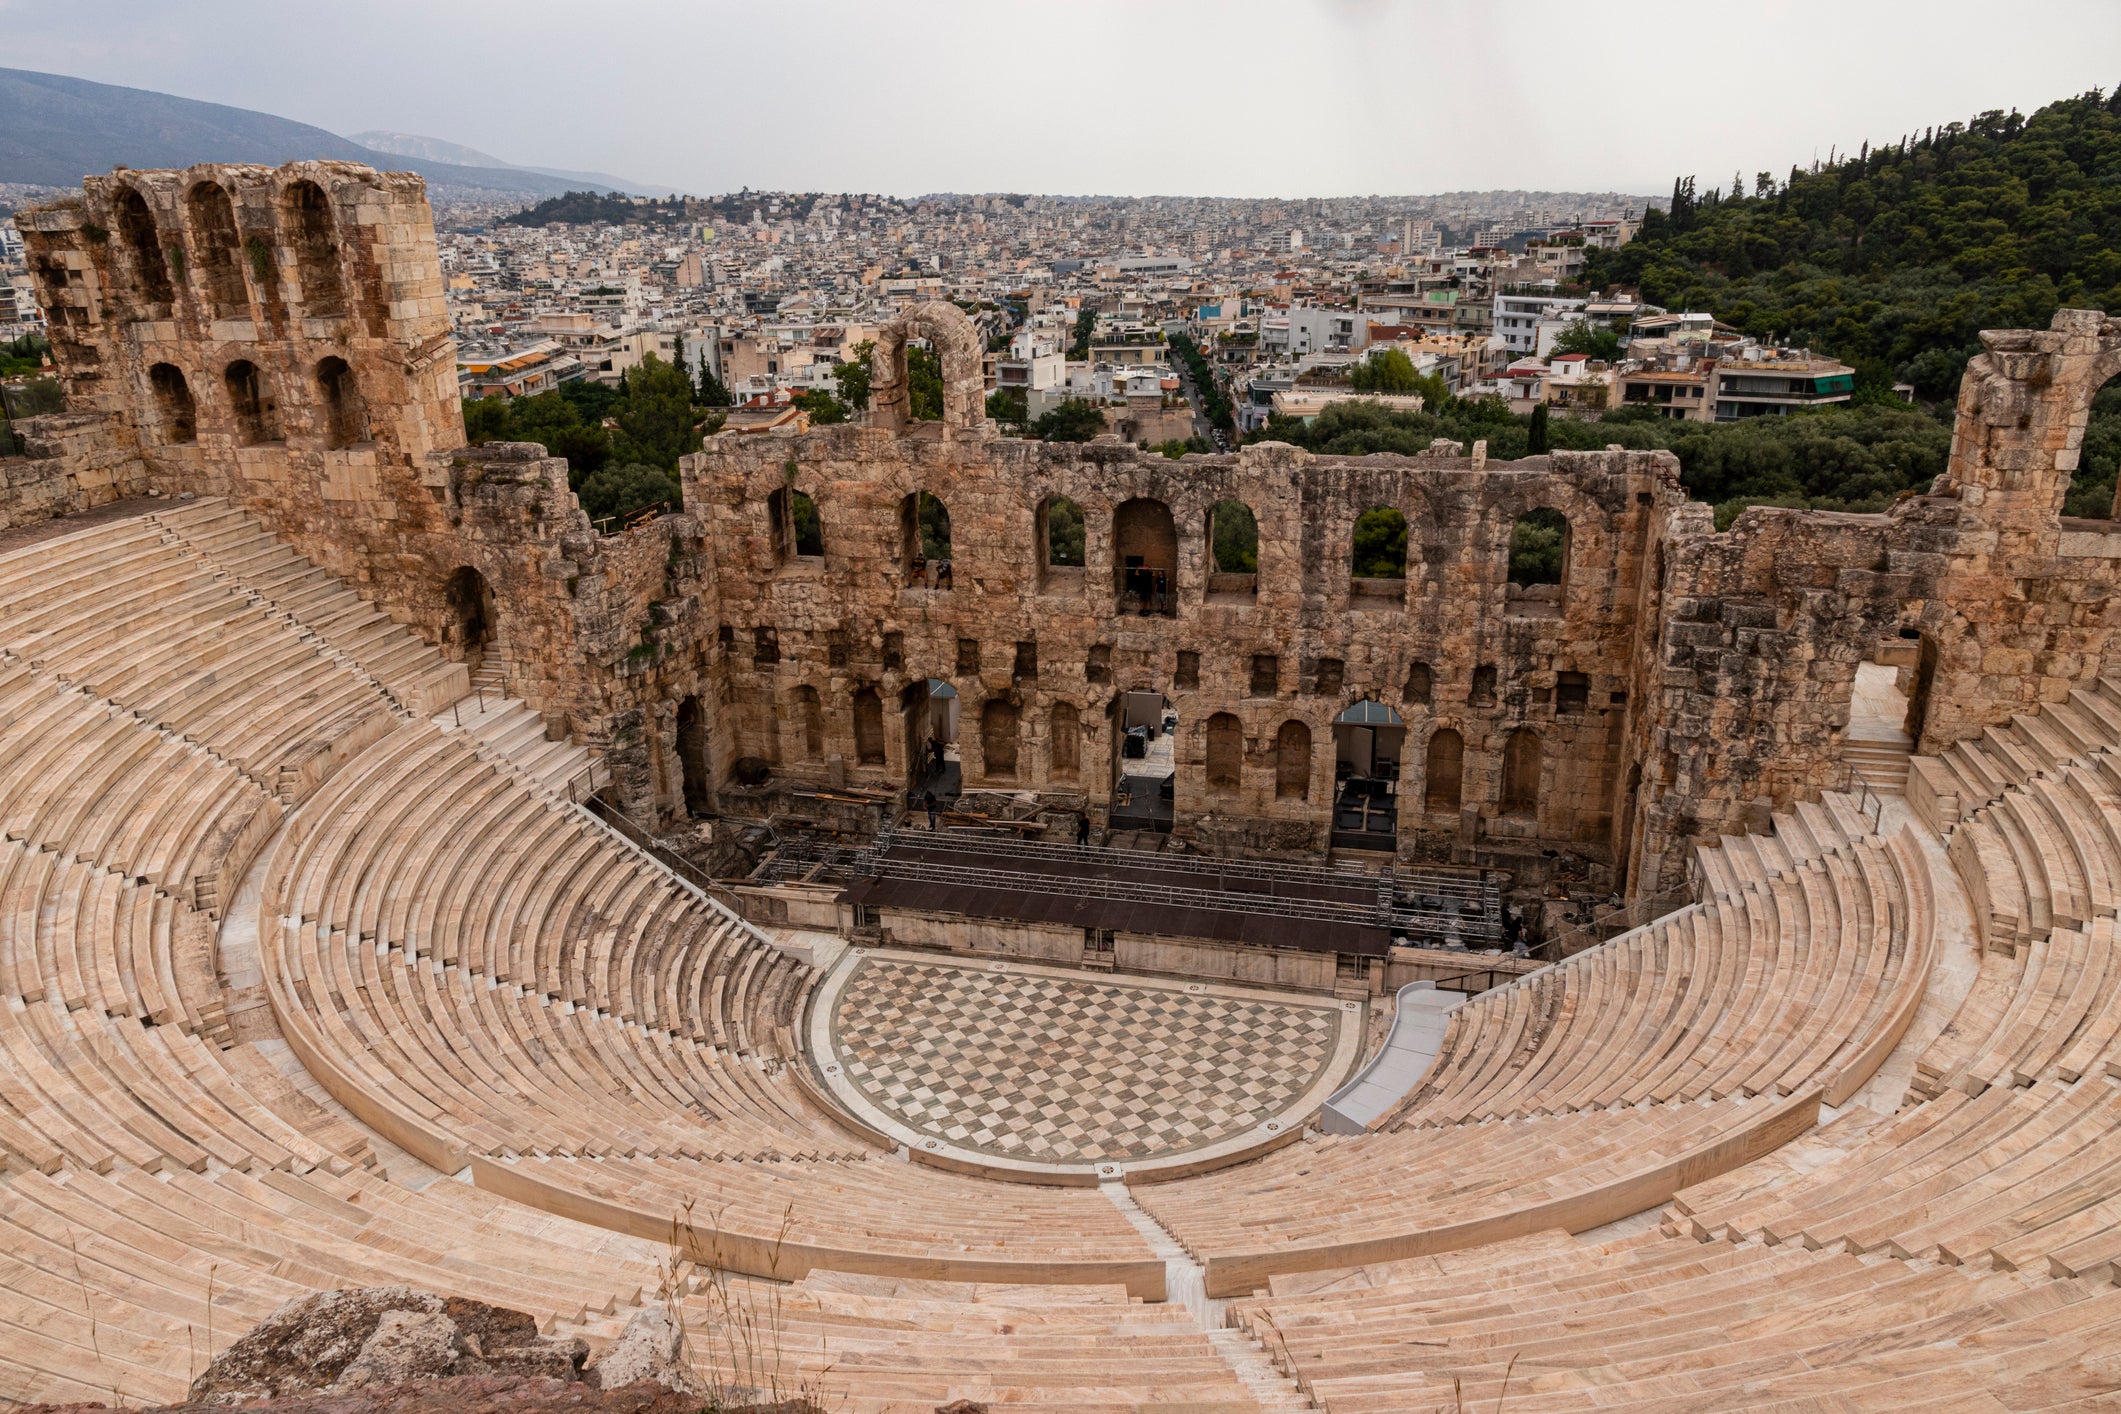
[1076,813,1091,847]
[923,790,938,830]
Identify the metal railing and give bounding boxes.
[581,792,726,900]
[590,500,672,537]
[1424,965,1538,995]
[1540,883,1696,960]
[863,853,1394,928]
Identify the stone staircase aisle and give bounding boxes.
[439,691,605,801]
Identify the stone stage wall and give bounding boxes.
[16,163,2121,897]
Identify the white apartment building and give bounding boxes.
[1258,305,1365,357]
[1493,294,1586,359]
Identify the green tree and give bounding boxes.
[906,343,944,421]
[695,365,733,408]
[0,334,51,378]
[986,387,1028,427]
[1350,347,1422,394]
[833,340,873,412]
[577,462,680,523]
[462,396,512,444]
[1527,402,1551,454]
[1550,319,1622,362]
[1070,307,1096,361]
[1352,507,1408,578]
[1029,399,1106,442]
[789,388,849,424]
[1508,507,1569,584]
[1585,92,2121,397]
[1211,500,1259,572]
[1045,497,1086,566]
[1168,331,1235,433]
[610,354,701,471]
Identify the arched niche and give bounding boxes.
[316,356,369,448]
[1275,719,1311,800]
[282,179,346,319]
[852,686,886,766]
[443,565,495,668]
[185,181,248,320]
[675,695,712,814]
[1424,727,1464,812]
[1502,727,1543,816]
[1204,711,1243,795]
[148,363,196,445]
[114,185,174,317]
[223,359,280,445]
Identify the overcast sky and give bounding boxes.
[10,0,2121,199]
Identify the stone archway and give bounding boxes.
[866,301,987,436]
[443,565,495,669]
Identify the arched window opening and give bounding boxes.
[1403,660,1434,707]
[1333,700,1403,848]
[900,491,952,587]
[853,687,886,766]
[114,186,173,315]
[1275,719,1311,800]
[1351,505,1408,608]
[1207,499,1259,601]
[768,486,823,563]
[2063,375,2121,519]
[1040,495,1086,574]
[1507,507,1571,616]
[1204,711,1243,795]
[980,698,1020,779]
[316,356,369,449]
[903,678,960,800]
[148,363,196,445]
[223,360,280,445]
[791,686,823,762]
[675,696,711,814]
[1114,497,1177,616]
[1049,701,1081,779]
[443,566,495,669]
[185,181,247,320]
[1502,728,1542,816]
[1424,728,1464,812]
[1471,664,1498,707]
[283,180,346,319]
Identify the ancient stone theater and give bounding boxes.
[4,159,2121,1408]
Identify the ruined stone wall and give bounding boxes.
[1913,309,2121,751]
[0,411,152,531]
[15,164,697,819]
[1622,504,1917,894]
[684,402,1682,866]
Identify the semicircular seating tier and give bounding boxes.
[0,504,1172,1407]
[14,496,2121,1408]
[1225,685,2121,1408]
[1130,792,1938,1296]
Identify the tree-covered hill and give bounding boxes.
[1589,89,2121,398]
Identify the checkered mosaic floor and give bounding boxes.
[829,956,1343,1163]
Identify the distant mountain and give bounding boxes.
[348,130,661,198]
[0,68,585,196]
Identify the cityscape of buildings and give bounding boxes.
[3,180,1864,440]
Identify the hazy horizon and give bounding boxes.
[5,0,2119,200]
